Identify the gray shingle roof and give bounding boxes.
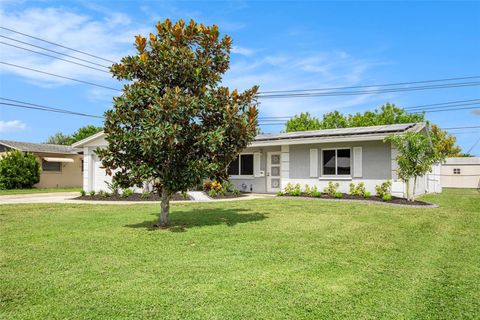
[255,123,422,142]
[0,140,80,154]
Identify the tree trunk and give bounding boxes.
[159,189,171,228]
[411,177,417,202]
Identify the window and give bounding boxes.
[453,168,461,175]
[42,160,61,172]
[227,154,254,176]
[322,148,351,176]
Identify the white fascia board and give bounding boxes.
[72,131,105,148]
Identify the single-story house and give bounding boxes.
[73,122,441,198]
[0,140,83,188]
[440,157,480,188]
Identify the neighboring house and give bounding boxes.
[0,140,83,188]
[440,157,480,188]
[73,122,441,198]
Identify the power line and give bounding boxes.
[0,41,110,74]
[258,82,480,99]
[0,98,103,119]
[0,35,110,68]
[404,98,480,110]
[0,26,115,64]
[259,75,480,94]
[0,61,121,92]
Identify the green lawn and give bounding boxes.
[0,187,81,195]
[1,189,479,319]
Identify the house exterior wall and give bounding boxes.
[441,161,480,188]
[282,140,394,195]
[34,153,83,188]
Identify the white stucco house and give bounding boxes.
[72,122,441,198]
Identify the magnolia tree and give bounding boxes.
[385,132,438,201]
[97,19,258,227]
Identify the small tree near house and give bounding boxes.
[385,131,438,201]
[97,19,258,227]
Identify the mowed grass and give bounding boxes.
[0,187,81,195]
[1,189,479,319]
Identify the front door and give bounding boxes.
[267,152,281,193]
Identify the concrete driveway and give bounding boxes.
[0,192,79,204]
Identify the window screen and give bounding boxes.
[337,149,351,175]
[42,160,61,172]
[227,157,239,175]
[453,168,461,175]
[240,154,254,175]
[322,150,336,175]
[322,149,351,175]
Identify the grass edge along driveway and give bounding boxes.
[0,189,479,319]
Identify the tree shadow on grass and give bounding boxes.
[124,208,267,232]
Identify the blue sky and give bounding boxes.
[0,1,479,154]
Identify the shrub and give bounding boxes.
[232,188,240,196]
[203,180,212,191]
[97,190,107,197]
[121,188,133,198]
[323,181,340,197]
[304,184,311,196]
[276,191,285,196]
[375,180,392,198]
[382,194,392,201]
[181,191,189,199]
[141,192,151,199]
[283,182,294,194]
[0,150,41,189]
[334,191,343,198]
[364,191,371,198]
[312,191,322,198]
[349,182,367,197]
[208,189,217,197]
[105,180,120,195]
[290,183,302,196]
[204,180,222,192]
[89,190,96,196]
[80,190,86,196]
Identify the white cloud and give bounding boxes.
[0,7,148,89]
[231,46,255,56]
[0,120,27,133]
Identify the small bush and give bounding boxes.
[304,184,311,196]
[375,180,392,198]
[208,189,217,197]
[323,181,340,197]
[283,182,294,194]
[141,192,150,199]
[382,194,392,201]
[80,190,86,196]
[105,180,120,195]
[232,188,240,196]
[276,191,284,196]
[334,192,343,198]
[204,180,222,192]
[97,190,107,197]
[181,191,189,199]
[349,182,367,197]
[312,191,322,198]
[89,190,96,196]
[290,183,302,196]
[121,188,133,198]
[0,150,41,189]
[364,191,371,198]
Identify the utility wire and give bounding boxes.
[0,35,110,68]
[0,41,110,74]
[0,26,116,64]
[258,82,480,98]
[0,102,103,119]
[0,61,121,92]
[259,75,480,94]
[0,98,103,118]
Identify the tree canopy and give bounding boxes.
[97,19,258,227]
[45,125,102,145]
[0,150,41,189]
[385,132,437,201]
[284,102,462,157]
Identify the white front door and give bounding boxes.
[267,152,282,193]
